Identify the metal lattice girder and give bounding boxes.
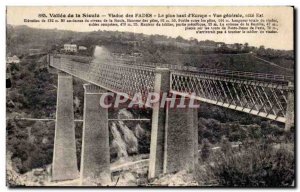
[171,70,290,123]
[49,54,291,123]
[50,54,155,103]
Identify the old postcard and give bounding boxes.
[6,6,295,187]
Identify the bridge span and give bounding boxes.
[47,50,294,185]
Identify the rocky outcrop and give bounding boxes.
[111,122,128,159]
[6,152,26,187]
[110,109,148,161]
[133,124,145,139]
[118,121,138,155]
[117,109,134,119]
[150,170,198,186]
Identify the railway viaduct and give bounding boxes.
[48,50,294,185]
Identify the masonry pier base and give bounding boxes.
[80,84,111,186]
[52,72,78,181]
[148,67,199,179]
[285,82,294,132]
[163,101,199,174]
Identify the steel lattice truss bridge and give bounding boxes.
[49,54,293,123]
[48,53,294,184]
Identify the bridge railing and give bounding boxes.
[176,67,289,82]
[106,56,291,83]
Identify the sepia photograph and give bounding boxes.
[5,6,295,187]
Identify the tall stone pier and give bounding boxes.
[285,82,294,132]
[52,71,78,181]
[80,84,111,186]
[148,68,170,179]
[148,68,199,179]
[163,99,199,174]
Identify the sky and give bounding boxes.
[6,6,294,50]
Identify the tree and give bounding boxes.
[201,139,211,162]
[221,136,232,154]
[257,45,266,56]
[244,42,250,52]
[175,36,185,43]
